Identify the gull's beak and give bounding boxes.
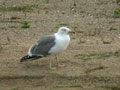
[69,30,75,34]
[68,29,72,33]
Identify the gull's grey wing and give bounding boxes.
[30,35,56,56]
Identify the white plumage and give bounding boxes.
[20,27,71,69]
[49,28,70,55]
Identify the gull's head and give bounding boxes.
[57,27,71,35]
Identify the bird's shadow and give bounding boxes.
[22,61,50,70]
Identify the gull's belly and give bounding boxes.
[49,35,70,55]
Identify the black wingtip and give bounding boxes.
[20,55,42,62]
[20,59,24,62]
[20,55,30,62]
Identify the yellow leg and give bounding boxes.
[55,55,65,68]
[49,57,57,70]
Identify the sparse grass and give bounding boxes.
[114,9,120,15]
[109,26,117,31]
[0,4,39,12]
[10,16,21,20]
[11,88,18,90]
[85,66,107,73]
[0,20,21,23]
[59,23,68,26]
[9,26,17,28]
[117,0,120,4]
[112,9,120,18]
[75,51,120,61]
[7,36,10,42]
[108,9,120,18]
[116,0,120,4]
[20,21,30,29]
[101,85,120,90]
[53,84,83,89]
[0,46,3,53]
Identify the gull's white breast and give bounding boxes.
[49,33,70,55]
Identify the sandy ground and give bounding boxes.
[0,0,120,90]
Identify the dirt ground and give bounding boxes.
[0,0,120,90]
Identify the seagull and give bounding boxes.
[20,27,71,69]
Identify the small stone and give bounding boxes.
[102,37,112,44]
[79,37,86,44]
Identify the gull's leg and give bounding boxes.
[55,55,59,67]
[55,55,65,68]
[49,57,57,70]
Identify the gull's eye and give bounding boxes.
[63,29,66,31]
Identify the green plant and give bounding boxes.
[112,9,120,18]
[117,0,120,4]
[53,84,82,89]
[9,26,17,28]
[114,9,120,15]
[75,51,120,61]
[85,66,106,73]
[0,46,3,53]
[109,26,117,31]
[20,21,30,29]
[108,9,120,18]
[101,85,120,90]
[11,88,18,90]
[7,36,10,42]
[0,4,39,12]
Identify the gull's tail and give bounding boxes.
[20,55,42,62]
